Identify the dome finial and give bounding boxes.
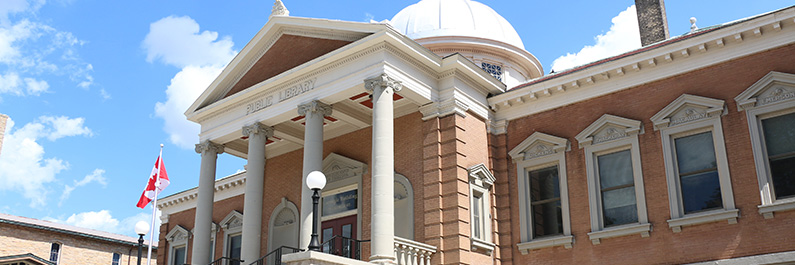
[271,0,289,19]
[690,17,698,32]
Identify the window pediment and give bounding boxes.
[575,114,642,147]
[468,164,496,189]
[220,210,244,230]
[735,71,795,111]
[651,94,725,130]
[166,225,190,243]
[509,132,569,161]
[322,153,368,184]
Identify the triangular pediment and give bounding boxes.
[735,71,795,111]
[187,16,385,116]
[220,210,244,230]
[651,94,725,130]
[165,225,190,243]
[575,114,642,147]
[322,153,367,184]
[509,132,569,161]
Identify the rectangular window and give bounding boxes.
[472,192,483,239]
[529,165,562,238]
[112,253,121,265]
[228,234,242,265]
[172,246,185,265]
[597,150,638,226]
[674,131,723,214]
[50,243,60,264]
[762,112,795,199]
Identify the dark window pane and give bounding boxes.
[602,187,638,226]
[173,247,185,265]
[681,171,723,213]
[229,235,242,265]
[472,194,482,239]
[529,166,560,201]
[322,228,333,253]
[50,243,60,262]
[762,112,795,157]
[762,112,795,199]
[771,156,795,198]
[532,200,563,238]
[112,253,121,265]
[528,165,562,238]
[675,132,717,175]
[597,150,634,189]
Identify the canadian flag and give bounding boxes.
[136,150,170,208]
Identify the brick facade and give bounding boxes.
[0,113,8,157]
[0,215,157,265]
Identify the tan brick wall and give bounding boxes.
[1,222,156,265]
[503,43,795,264]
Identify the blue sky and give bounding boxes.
[0,0,792,238]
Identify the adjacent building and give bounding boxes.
[0,113,8,157]
[158,0,795,264]
[0,213,157,265]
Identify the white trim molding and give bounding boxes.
[652,94,738,232]
[166,225,190,265]
[268,198,301,252]
[509,132,573,253]
[468,164,495,255]
[687,250,795,265]
[220,210,244,259]
[575,114,650,244]
[735,71,795,218]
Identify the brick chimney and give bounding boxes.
[0,113,7,157]
[635,0,670,46]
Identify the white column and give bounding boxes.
[365,74,402,264]
[241,123,273,263]
[298,100,332,250]
[192,141,224,265]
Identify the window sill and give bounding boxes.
[758,199,795,219]
[587,223,651,245]
[471,237,495,256]
[667,209,739,232]
[517,235,573,254]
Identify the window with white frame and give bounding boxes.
[111,252,121,265]
[651,94,738,232]
[220,211,243,265]
[165,225,189,265]
[468,164,495,255]
[575,114,650,244]
[394,173,414,240]
[735,71,795,218]
[508,132,573,253]
[49,242,61,264]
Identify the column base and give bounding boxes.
[369,256,397,265]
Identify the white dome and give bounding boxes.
[390,0,525,49]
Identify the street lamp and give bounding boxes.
[134,221,149,265]
[306,171,327,251]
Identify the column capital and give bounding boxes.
[195,141,224,155]
[364,73,403,93]
[242,122,274,138]
[297,100,332,117]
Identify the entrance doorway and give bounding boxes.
[321,214,357,258]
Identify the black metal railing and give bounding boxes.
[320,235,370,260]
[248,246,303,265]
[208,257,244,265]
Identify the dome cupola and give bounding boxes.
[390,0,543,88]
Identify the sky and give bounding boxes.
[0,0,792,239]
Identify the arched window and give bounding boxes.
[394,173,414,240]
[49,242,61,264]
[268,198,300,253]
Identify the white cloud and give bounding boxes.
[47,210,162,238]
[144,15,236,149]
[59,168,106,206]
[143,16,236,68]
[0,72,22,95]
[24,77,48,95]
[154,66,222,149]
[550,5,641,72]
[0,115,92,207]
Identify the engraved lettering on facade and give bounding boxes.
[593,127,626,144]
[526,144,555,159]
[245,78,317,115]
[670,108,706,126]
[760,88,795,105]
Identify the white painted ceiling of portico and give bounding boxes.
[185,15,505,160]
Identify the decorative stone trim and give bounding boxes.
[195,141,224,155]
[517,235,574,254]
[650,94,725,131]
[364,73,403,93]
[468,164,495,189]
[297,100,333,117]
[587,223,651,245]
[242,122,274,138]
[471,237,496,256]
[758,198,795,219]
[667,209,739,233]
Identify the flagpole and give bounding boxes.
[146,144,163,265]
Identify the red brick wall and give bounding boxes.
[503,43,795,264]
